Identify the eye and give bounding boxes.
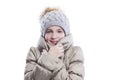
[46,30,52,33]
[58,30,63,33]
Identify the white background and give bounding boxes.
[0,0,120,80]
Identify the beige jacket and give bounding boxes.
[24,34,84,80]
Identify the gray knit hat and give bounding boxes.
[40,10,70,37]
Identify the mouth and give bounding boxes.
[50,40,58,45]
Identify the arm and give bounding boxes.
[52,46,85,80]
[24,47,53,80]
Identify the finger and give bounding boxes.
[60,49,64,53]
[59,47,64,50]
[58,53,64,58]
[57,43,63,47]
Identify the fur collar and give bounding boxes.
[37,34,73,52]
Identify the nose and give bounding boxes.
[51,32,57,39]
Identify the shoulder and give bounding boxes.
[72,46,83,52]
[28,46,39,54]
[68,46,84,61]
[29,46,40,53]
[69,46,83,54]
[26,46,41,61]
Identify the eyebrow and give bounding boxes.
[46,29,52,31]
[57,29,62,30]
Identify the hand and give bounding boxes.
[48,43,64,58]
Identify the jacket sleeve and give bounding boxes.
[52,46,85,80]
[24,47,53,80]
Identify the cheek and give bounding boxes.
[44,35,49,41]
[57,34,65,40]
[60,33,65,38]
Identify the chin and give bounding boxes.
[48,42,56,46]
[52,43,57,45]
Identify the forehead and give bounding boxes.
[47,26,63,30]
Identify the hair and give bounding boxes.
[40,7,60,19]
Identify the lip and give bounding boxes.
[50,40,58,44]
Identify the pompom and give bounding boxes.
[40,7,59,19]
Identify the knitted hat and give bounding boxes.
[40,10,70,37]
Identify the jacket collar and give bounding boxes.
[37,34,73,51]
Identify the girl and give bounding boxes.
[24,7,84,80]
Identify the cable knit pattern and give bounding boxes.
[41,11,70,36]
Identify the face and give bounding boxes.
[45,26,65,45]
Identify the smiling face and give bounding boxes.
[45,26,65,45]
